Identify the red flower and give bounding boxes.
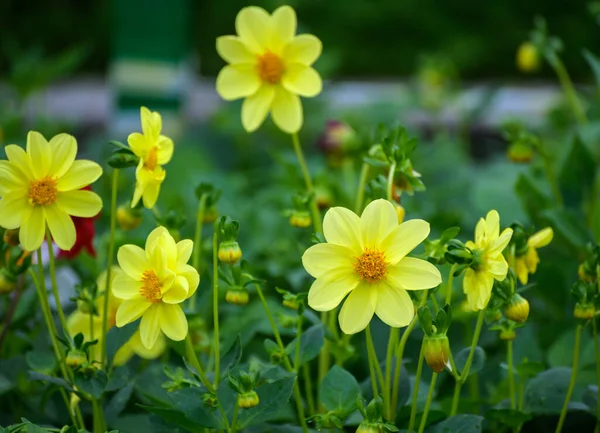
[58,186,99,260]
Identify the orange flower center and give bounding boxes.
[354,249,387,283]
[28,177,57,206]
[144,146,158,171]
[140,270,162,303]
[257,52,285,84]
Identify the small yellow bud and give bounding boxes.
[499,328,516,341]
[423,335,450,373]
[66,350,88,369]
[203,207,218,224]
[237,391,259,408]
[504,294,530,323]
[487,309,503,323]
[225,289,249,305]
[0,269,17,294]
[578,263,596,283]
[507,142,534,164]
[289,211,312,228]
[516,42,540,73]
[283,298,300,311]
[3,229,20,246]
[394,202,405,223]
[77,299,93,314]
[218,241,242,264]
[356,422,380,433]
[117,205,142,230]
[574,303,595,320]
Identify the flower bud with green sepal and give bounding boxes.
[59,332,98,371]
[423,226,460,265]
[577,243,600,283]
[107,146,140,169]
[162,366,199,392]
[356,396,399,433]
[489,317,521,341]
[228,369,260,408]
[286,192,313,228]
[195,182,222,225]
[571,280,598,320]
[275,287,307,313]
[264,339,288,365]
[216,216,242,264]
[71,282,99,315]
[220,260,264,305]
[418,304,453,373]
[504,293,530,323]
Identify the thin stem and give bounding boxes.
[92,399,106,433]
[408,342,426,433]
[212,232,221,387]
[231,401,239,433]
[189,195,207,312]
[101,168,119,367]
[555,324,583,433]
[366,327,379,398]
[386,162,397,201]
[294,315,303,372]
[593,319,600,433]
[302,363,315,416]
[445,264,457,305]
[384,327,399,420]
[552,57,588,126]
[365,325,385,393]
[417,373,438,433]
[540,149,563,208]
[508,339,516,409]
[89,311,94,342]
[45,230,68,334]
[450,380,461,417]
[185,334,214,393]
[355,163,370,213]
[291,132,322,234]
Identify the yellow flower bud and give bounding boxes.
[0,269,17,294]
[356,422,380,433]
[516,42,540,73]
[504,294,530,323]
[237,391,259,408]
[394,202,405,223]
[574,303,595,320]
[3,229,20,247]
[423,335,450,373]
[66,350,88,369]
[487,309,503,323]
[499,328,516,341]
[225,289,249,305]
[507,142,534,164]
[218,241,242,264]
[117,205,142,230]
[289,211,312,228]
[578,263,596,283]
[283,298,300,311]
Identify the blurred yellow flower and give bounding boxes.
[516,42,540,73]
[512,227,553,285]
[302,199,441,334]
[463,210,513,311]
[216,6,322,134]
[67,268,166,366]
[0,132,102,251]
[127,107,174,209]
[113,226,199,349]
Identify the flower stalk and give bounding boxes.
[555,324,583,433]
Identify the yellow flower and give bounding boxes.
[516,42,540,73]
[302,199,442,334]
[0,132,102,251]
[463,210,513,311]
[216,6,322,134]
[512,227,553,285]
[127,107,174,209]
[67,268,166,366]
[113,226,199,348]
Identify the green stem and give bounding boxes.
[212,232,221,387]
[365,325,385,393]
[189,194,207,312]
[101,168,119,367]
[408,342,426,433]
[450,380,461,417]
[386,162,397,202]
[355,163,370,213]
[417,373,438,433]
[92,398,106,433]
[185,334,214,393]
[294,315,303,371]
[302,362,315,416]
[508,339,516,409]
[291,132,322,234]
[445,264,457,305]
[231,401,239,433]
[540,149,563,208]
[555,324,583,433]
[384,327,399,420]
[552,57,588,126]
[366,326,379,398]
[593,319,600,433]
[45,230,68,334]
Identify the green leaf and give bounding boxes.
[524,367,572,414]
[138,404,204,432]
[169,386,225,429]
[485,408,532,428]
[238,376,296,428]
[25,350,56,374]
[285,325,325,366]
[0,373,13,397]
[28,371,73,392]
[319,365,361,415]
[583,49,600,89]
[104,382,134,425]
[74,369,108,399]
[105,322,137,369]
[454,346,486,377]
[541,208,592,252]
[516,361,546,378]
[432,414,484,432]
[583,385,598,414]
[220,335,243,378]
[559,135,596,209]
[514,174,552,223]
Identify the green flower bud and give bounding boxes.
[218,241,242,264]
[289,211,312,228]
[356,422,380,433]
[499,328,516,341]
[578,263,596,283]
[225,288,249,305]
[504,294,530,323]
[237,390,259,408]
[423,335,450,373]
[66,350,87,369]
[507,142,533,164]
[574,303,595,320]
[3,229,20,246]
[77,299,93,314]
[283,297,300,311]
[117,205,142,230]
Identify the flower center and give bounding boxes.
[257,52,285,84]
[354,249,387,283]
[28,177,57,206]
[140,270,162,303]
[144,146,158,171]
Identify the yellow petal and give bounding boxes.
[148,244,169,276]
[177,264,200,298]
[271,6,296,52]
[116,299,151,327]
[0,194,29,229]
[159,303,188,341]
[48,134,77,178]
[157,136,174,165]
[20,206,46,251]
[307,269,359,311]
[525,248,540,274]
[488,228,513,257]
[485,210,500,240]
[112,272,142,300]
[5,144,34,179]
[176,239,193,265]
[127,133,149,157]
[474,217,485,244]
[113,342,134,367]
[322,207,362,253]
[528,227,553,248]
[45,205,76,250]
[375,282,414,328]
[360,199,398,249]
[216,65,261,101]
[131,181,144,208]
[302,243,355,278]
[387,257,441,290]
[162,276,189,304]
[235,6,271,54]
[282,64,322,97]
[140,304,161,349]
[57,160,102,192]
[117,245,149,279]
[142,180,161,209]
[27,131,51,178]
[129,330,166,359]
[0,161,28,193]
[141,107,161,140]
[338,282,376,335]
[241,85,275,132]
[380,219,430,264]
[56,190,102,218]
[515,259,529,285]
[271,86,302,134]
[463,269,493,311]
[216,36,256,64]
[283,35,322,65]
[145,226,177,262]
[487,256,508,280]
